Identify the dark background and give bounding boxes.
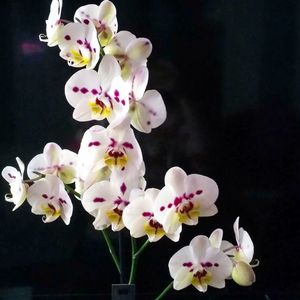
[0,0,299,299]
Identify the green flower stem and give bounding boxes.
[102,229,121,274]
[128,239,150,284]
[64,184,81,199]
[154,281,173,300]
[23,175,44,183]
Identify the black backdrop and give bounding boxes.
[0,0,300,299]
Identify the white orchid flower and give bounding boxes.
[128,66,166,133]
[74,0,118,47]
[39,0,64,47]
[221,217,254,264]
[27,142,77,184]
[123,188,181,242]
[75,117,143,194]
[82,168,144,231]
[220,217,256,286]
[2,157,28,211]
[65,55,129,123]
[104,31,152,79]
[154,167,218,234]
[27,174,73,225]
[57,22,100,69]
[169,235,233,292]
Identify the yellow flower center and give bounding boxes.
[106,207,124,230]
[69,49,90,66]
[42,203,61,218]
[191,269,212,288]
[144,219,165,240]
[88,99,111,118]
[104,150,128,168]
[176,201,201,223]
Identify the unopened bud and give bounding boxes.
[232,261,256,286]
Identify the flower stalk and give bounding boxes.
[102,229,121,274]
[128,238,150,284]
[154,281,173,300]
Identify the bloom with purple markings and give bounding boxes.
[27,174,73,224]
[154,167,219,234]
[74,0,118,47]
[27,142,77,184]
[169,235,233,292]
[75,117,143,194]
[123,188,181,242]
[57,22,100,69]
[39,0,64,47]
[81,168,144,231]
[2,157,28,211]
[128,66,166,133]
[65,54,129,122]
[104,31,152,79]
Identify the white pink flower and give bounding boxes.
[27,174,73,224]
[2,157,28,210]
[27,142,77,184]
[169,235,233,292]
[154,167,218,234]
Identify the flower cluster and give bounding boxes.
[2,0,258,298]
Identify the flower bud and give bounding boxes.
[232,261,256,286]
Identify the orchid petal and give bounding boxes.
[209,229,223,249]
[132,66,149,100]
[127,38,152,62]
[65,69,100,108]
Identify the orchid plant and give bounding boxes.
[2,0,259,298]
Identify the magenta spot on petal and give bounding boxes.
[93,48,96,53]
[121,167,125,171]
[189,193,194,198]
[142,212,153,217]
[167,203,172,208]
[88,141,101,147]
[174,197,182,206]
[206,262,213,267]
[83,19,89,24]
[72,86,79,92]
[81,87,88,94]
[64,35,71,41]
[49,196,55,200]
[42,194,48,199]
[114,90,119,97]
[114,199,122,205]
[109,138,117,147]
[183,262,193,268]
[77,39,83,45]
[122,142,133,149]
[196,190,203,195]
[94,197,105,203]
[160,206,165,211]
[120,183,127,195]
[48,203,56,211]
[121,99,126,106]
[214,263,219,267]
[8,173,16,179]
[59,198,67,204]
[114,96,120,102]
[147,121,151,125]
[145,41,150,45]
[91,89,98,95]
